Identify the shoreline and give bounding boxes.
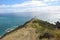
[0,18,31,39]
[0,24,25,39]
[0,26,20,39]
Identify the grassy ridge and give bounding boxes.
[1,18,60,40]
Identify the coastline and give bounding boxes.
[0,25,22,39]
[0,18,32,39]
[0,17,31,39]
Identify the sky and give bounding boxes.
[0,0,60,23]
[0,0,60,13]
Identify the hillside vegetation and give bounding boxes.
[1,17,60,40]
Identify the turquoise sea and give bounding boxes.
[0,16,32,37]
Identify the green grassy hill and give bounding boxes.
[1,17,60,40]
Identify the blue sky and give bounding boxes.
[0,0,31,5]
[0,0,60,23]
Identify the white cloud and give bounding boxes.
[0,1,47,13]
[0,4,10,7]
[43,0,59,2]
[0,0,60,13]
[32,6,60,13]
[32,1,47,6]
[42,6,60,13]
[0,1,46,7]
[0,1,60,13]
[44,0,49,2]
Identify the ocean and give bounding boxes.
[0,16,31,37]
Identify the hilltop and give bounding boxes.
[1,17,60,40]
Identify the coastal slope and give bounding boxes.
[1,18,39,40]
[1,18,60,40]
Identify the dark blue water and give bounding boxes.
[0,17,31,36]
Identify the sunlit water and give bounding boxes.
[0,17,31,37]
